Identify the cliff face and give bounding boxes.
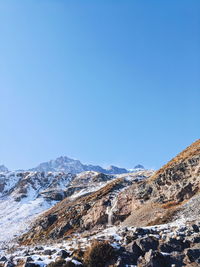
[149,139,200,203]
[123,139,200,226]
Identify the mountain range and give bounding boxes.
[0,140,199,267]
[0,156,144,174]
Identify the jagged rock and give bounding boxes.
[24,263,40,267]
[57,250,70,259]
[43,249,56,256]
[137,250,167,267]
[159,237,190,253]
[135,236,159,252]
[0,257,7,262]
[34,246,44,251]
[4,262,15,267]
[191,224,199,233]
[26,257,33,262]
[185,249,200,263]
[40,214,57,229]
[125,241,144,264]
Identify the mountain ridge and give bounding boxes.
[29,155,144,174]
[0,156,144,174]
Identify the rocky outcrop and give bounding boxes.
[122,139,200,227]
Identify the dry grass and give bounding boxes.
[146,207,179,226]
[149,139,200,182]
[47,260,76,267]
[83,241,116,267]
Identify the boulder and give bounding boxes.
[160,238,190,253]
[57,250,70,259]
[25,263,40,267]
[43,249,54,256]
[185,249,200,263]
[125,241,144,264]
[137,250,167,267]
[0,257,7,262]
[135,236,159,252]
[191,224,199,233]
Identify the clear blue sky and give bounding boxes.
[0,0,199,170]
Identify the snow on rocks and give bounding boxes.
[0,220,200,267]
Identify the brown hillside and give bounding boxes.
[123,139,200,227]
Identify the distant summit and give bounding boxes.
[106,165,129,174]
[134,164,144,169]
[0,165,8,172]
[30,156,143,175]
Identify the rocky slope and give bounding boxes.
[18,170,153,245]
[0,140,200,266]
[122,139,200,227]
[2,221,200,267]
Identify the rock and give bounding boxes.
[191,224,199,233]
[134,227,150,236]
[135,236,159,252]
[185,249,200,263]
[57,250,70,259]
[160,238,190,253]
[0,257,7,262]
[193,236,200,243]
[125,241,144,264]
[26,257,33,263]
[124,232,139,244]
[40,214,57,229]
[64,262,76,267]
[114,252,137,266]
[137,250,167,267]
[4,262,15,267]
[43,249,53,255]
[25,263,40,267]
[34,246,44,251]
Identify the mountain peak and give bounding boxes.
[134,164,144,169]
[0,165,8,172]
[30,156,130,174]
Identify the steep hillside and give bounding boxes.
[19,170,153,245]
[123,139,200,226]
[0,171,114,246]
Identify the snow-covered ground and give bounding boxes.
[0,196,58,245]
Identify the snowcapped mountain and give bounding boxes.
[0,165,8,172]
[0,171,72,244]
[0,168,151,246]
[30,156,143,174]
[0,170,113,244]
